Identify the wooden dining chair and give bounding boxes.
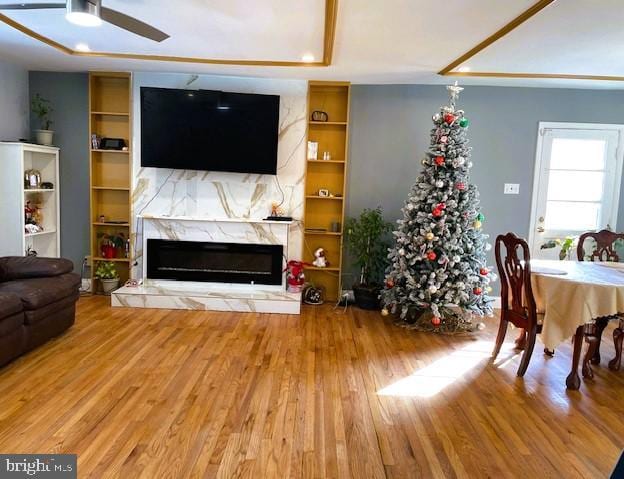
[493,232,543,377]
[576,229,624,262]
[577,229,624,367]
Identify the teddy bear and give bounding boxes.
[312,247,330,268]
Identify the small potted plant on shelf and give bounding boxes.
[95,261,119,294]
[31,93,54,146]
[98,232,126,259]
[345,207,392,310]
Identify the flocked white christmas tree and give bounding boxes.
[381,83,495,332]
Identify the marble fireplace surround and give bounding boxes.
[130,72,307,280]
[112,215,301,314]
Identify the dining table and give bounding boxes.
[530,259,624,390]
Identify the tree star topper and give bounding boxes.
[446,81,464,110]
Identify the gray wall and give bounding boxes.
[29,72,89,272]
[0,60,28,141]
[345,85,624,290]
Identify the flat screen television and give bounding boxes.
[140,87,280,174]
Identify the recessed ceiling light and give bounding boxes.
[75,42,90,52]
[301,53,315,63]
[66,11,102,27]
[458,66,471,73]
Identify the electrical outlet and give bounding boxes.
[504,183,520,195]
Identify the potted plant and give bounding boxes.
[31,93,54,146]
[345,207,392,309]
[98,232,126,259]
[95,261,119,294]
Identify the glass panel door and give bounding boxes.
[530,126,622,259]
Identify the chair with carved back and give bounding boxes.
[577,229,624,263]
[493,232,543,376]
[577,229,624,369]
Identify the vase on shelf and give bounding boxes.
[34,129,54,146]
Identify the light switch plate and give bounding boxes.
[504,183,520,195]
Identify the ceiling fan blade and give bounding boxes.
[100,6,168,42]
[0,3,65,9]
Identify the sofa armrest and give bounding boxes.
[0,256,74,281]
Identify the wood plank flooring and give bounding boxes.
[0,296,623,478]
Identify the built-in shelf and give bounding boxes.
[90,71,132,292]
[92,257,131,263]
[92,222,130,227]
[306,195,343,201]
[90,149,130,154]
[24,188,55,193]
[91,111,130,116]
[92,186,130,191]
[307,160,345,164]
[25,229,56,237]
[303,81,351,302]
[304,230,342,236]
[304,266,341,272]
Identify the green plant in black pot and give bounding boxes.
[345,207,392,310]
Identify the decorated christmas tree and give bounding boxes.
[381,83,495,332]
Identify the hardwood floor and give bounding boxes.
[0,296,623,478]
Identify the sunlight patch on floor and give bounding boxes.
[377,340,515,398]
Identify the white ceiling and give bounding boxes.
[0,0,623,89]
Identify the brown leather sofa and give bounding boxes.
[0,256,80,367]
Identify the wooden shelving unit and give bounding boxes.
[89,72,132,293]
[303,81,351,301]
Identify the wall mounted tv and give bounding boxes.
[141,87,280,174]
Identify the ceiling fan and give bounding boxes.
[0,0,169,42]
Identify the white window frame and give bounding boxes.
[528,122,624,254]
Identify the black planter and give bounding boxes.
[353,283,381,310]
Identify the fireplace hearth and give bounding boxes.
[146,239,283,285]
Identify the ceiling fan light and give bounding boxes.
[66,0,102,27]
[66,11,101,26]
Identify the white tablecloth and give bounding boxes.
[530,260,624,350]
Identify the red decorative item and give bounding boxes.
[434,156,445,166]
[455,182,466,191]
[431,316,441,326]
[473,286,483,295]
[101,244,116,259]
[432,208,442,218]
[479,268,489,276]
[284,260,310,293]
[443,113,456,124]
[437,202,446,210]
[426,250,437,261]
[385,278,395,288]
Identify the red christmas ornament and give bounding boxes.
[432,208,442,217]
[426,250,437,261]
[385,278,395,288]
[479,268,489,276]
[437,202,446,210]
[444,113,456,125]
[431,316,441,327]
[473,287,483,295]
[434,156,445,166]
[455,182,466,191]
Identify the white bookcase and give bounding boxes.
[0,142,60,257]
